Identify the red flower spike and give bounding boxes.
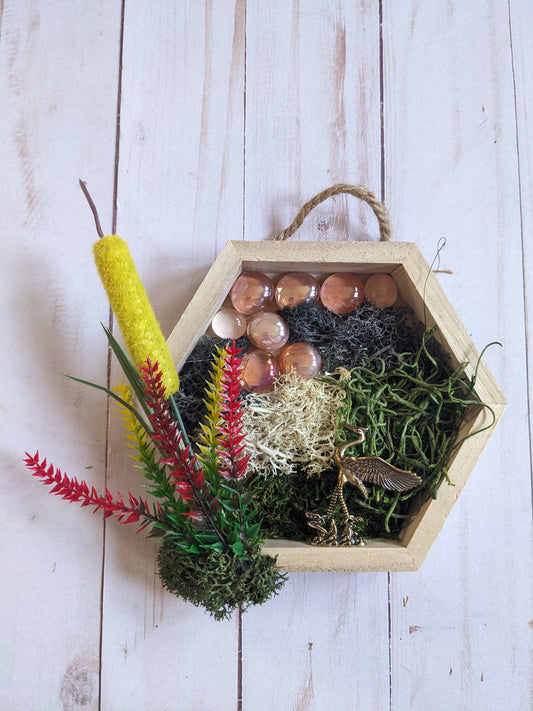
[138,359,227,539]
[24,452,158,532]
[214,342,250,482]
[139,360,205,496]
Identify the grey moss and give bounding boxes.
[280,301,420,372]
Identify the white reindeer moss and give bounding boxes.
[242,372,345,477]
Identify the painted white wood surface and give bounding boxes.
[383,4,532,709]
[1,2,531,710]
[100,3,243,708]
[1,2,121,709]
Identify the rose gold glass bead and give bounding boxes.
[247,312,289,351]
[275,272,320,309]
[279,342,322,379]
[211,308,247,339]
[230,271,274,315]
[319,273,365,314]
[241,350,279,392]
[364,273,398,308]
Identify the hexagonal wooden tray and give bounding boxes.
[167,240,506,571]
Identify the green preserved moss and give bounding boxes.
[158,543,286,621]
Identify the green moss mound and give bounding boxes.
[248,466,414,540]
[157,542,286,621]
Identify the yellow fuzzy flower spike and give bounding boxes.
[93,234,180,396]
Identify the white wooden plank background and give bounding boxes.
[1,2,531,710]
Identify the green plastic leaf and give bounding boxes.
[230,540,244,556]
[206,542,225,554]
[102,324,151,414]
[245,522,261,541]
[65,373,151,433]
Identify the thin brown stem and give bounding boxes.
[79,179,105,238]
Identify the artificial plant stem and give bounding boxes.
[170,394,191,448]
[169,393,203,475]
[168,395,228,549]
[79,179,105,238]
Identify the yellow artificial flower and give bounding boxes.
[93,235,180,395]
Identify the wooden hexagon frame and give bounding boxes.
[167,240,506,572]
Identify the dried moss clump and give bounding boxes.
[280,301,419,372]
[247,466,339,539]
[158,543,285,621]
[242,371,345,477]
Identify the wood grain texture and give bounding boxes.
[244,0,382,243]
[510,1,533,489]
[242,572,390,709]
[1,1,531,709]
[383,2,532,709]
[99,3,244,709]
[241,3,391,708]
[0,2,121,708]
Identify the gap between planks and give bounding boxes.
[98,1,126,709]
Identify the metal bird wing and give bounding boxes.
[342,456,422,492]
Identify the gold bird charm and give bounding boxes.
[305,511,364,547]
[305,424,422,547]
[332,424,422,502]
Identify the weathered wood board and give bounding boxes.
[1,1,531,709]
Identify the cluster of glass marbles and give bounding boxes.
[210,270,398,392]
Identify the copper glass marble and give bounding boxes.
[211,308,247,339]
[241,349,279,392]
[274,272,319,309]
[319,273,365,314]
[364,273,398,308]
[247,312,289,351]
[230,271,274,315]
[279,342,322,379]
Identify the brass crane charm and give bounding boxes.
[306,424,422,547]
